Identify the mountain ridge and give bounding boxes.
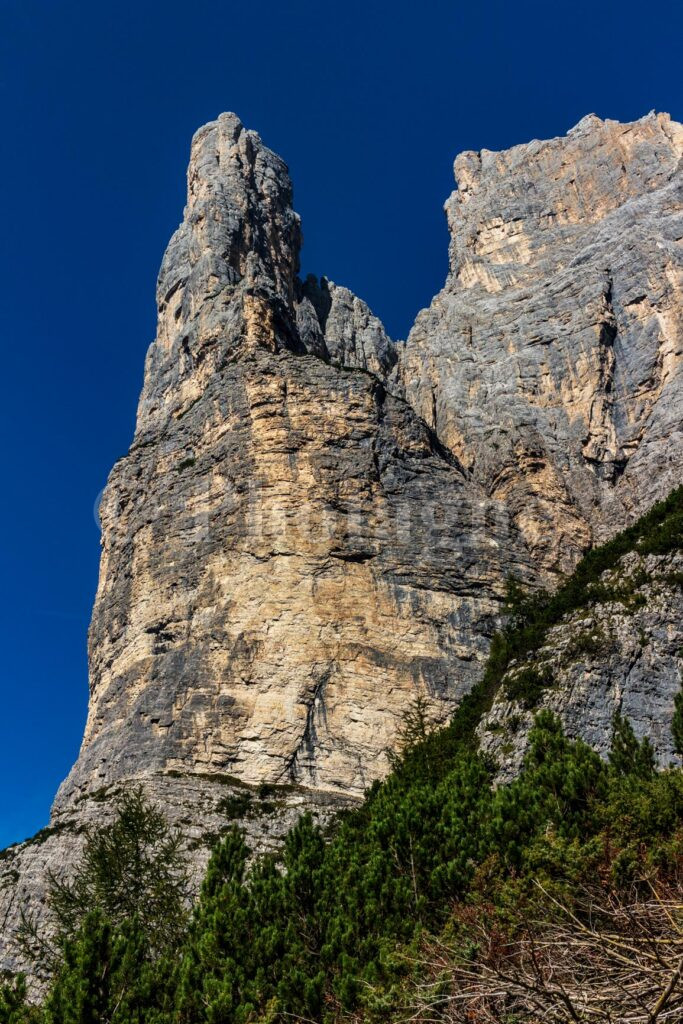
[1,108,681,984]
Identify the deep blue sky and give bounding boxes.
[1,0,681,847]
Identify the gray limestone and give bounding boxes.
[1,110,682,983]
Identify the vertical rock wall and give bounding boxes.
[2,110,681,983]
[398,112,683,573]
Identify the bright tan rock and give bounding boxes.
[54,113,531,811]
[2,110,682,985]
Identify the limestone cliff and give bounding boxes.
[398,112,683,574]
[1,110,682,980]
[56,112,530,811]
[479,546,683,780]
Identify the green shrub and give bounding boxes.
[505,664,554,709]
[673,673,683,756]
[217,792,253,819]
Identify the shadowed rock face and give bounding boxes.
[2,110,682,982]
[398,112,683,574]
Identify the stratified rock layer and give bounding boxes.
[2,110,682,982]
[55,112,530,810]
[398,112,683,574]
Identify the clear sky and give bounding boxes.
[0,0,681,848]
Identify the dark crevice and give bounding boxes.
[279,669,332,784]
[299,274,333,333]
[329,548,376,563]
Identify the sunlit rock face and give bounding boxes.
[2,110,681,984]
[54,112,531,811]
[397,112,683,574]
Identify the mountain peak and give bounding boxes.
[2,110,681,985]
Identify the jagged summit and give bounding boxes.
[1,110,681,982]
[58,108,533,815]
[400,109,683,572]
[138,111,397,441]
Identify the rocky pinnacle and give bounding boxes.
[55,112,532,810]
[1,110,681,983]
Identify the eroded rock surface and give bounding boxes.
[478,551,683,779]
[54,114,529,813]
[2,110,682,980]
[398,112,683,574]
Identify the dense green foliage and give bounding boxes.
[43,913,172,1024]
[504,664,554,709]
[3,486,682,1023]
[0,977,39,1024]
[19,788,189,981]
[7,713,682,1024]
[673,672,683,756]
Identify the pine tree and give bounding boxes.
[175,828,258,1023]
[0,975,40,1024]
[43,911,166,1024]
[610,712,655,778]
[275,815,326,1020]
[20,788,188,1024]
[672,673,683,756]
[45,787,188,956]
